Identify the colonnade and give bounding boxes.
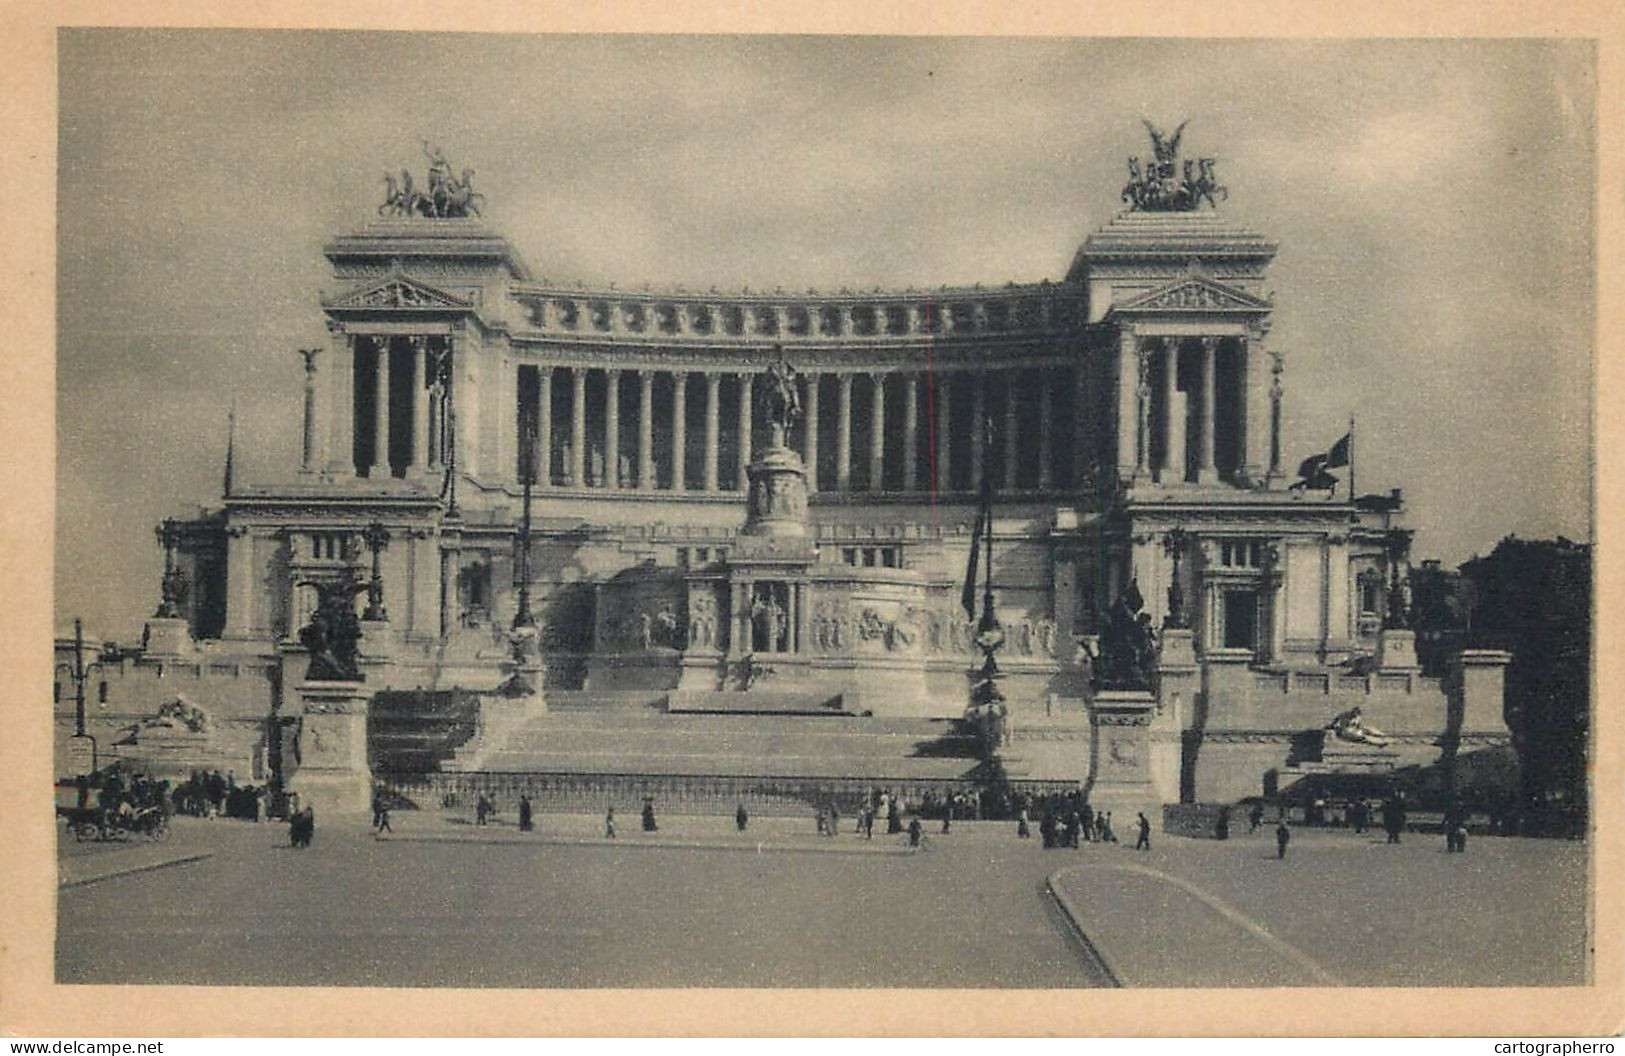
[514,363,1092,496]
[1118,329,1270,487]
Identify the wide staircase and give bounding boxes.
[376,690,990,816]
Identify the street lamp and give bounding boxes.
[513,422,537,630]
[54,617,105,776]
[1162,526,1190,629]
[361,520,391,621]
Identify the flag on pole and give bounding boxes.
[1291,428,1351,491]
[962,473,992,620]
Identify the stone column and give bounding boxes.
[671,372,687,491]
[604,368,621,489]
[902,373,919,491]
[1115,326,1139,485]
[638,369,654,490]
[802,372,819,491]
[836,374,853,491]
[1241,336,1268,486]
[1163,339,1185,483]
[224,526,254,637]
[1037,370,1053,490]
[970,370,986,490]
[536,367,552,488]
[571,367,587,488]
[868,373,886,491]
[1002,371,1019,490]
[408,340,427,477]
[1197,336,1218,484]
[427,361,441,472]
[737,373,753,488]
[326,333,355,477]
[704,373,721,491]
[370,338,390,478]
[935,372,952,493]
[299,348,320,474]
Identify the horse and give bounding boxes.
[1194,158,1228,209]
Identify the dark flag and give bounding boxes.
[1325,431,1351,468]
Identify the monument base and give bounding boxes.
[142,617,194,658]
[287,680,373,814]
[1377,628,1420,671]
[1088,688,1158,816]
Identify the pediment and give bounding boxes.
[323,274,472,311]
[1114,276,1270,314]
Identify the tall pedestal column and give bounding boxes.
[703,373,721,491]
[868,373,885,491]
[371,339,390,479]
[571,368,587,488]
[1196,336,1218,484]
[902,373,918,491]
[671,372,687,491]
[1115,326,1140,486]
[836,374,853,491]
[1088,690,1158,815]
[604,369,620,489]
[536,367,552,488]
[407,339,427,478]
[801,373,819,491]
[325,334,354,478]
[638,370,654,490]
[299,348,320,474]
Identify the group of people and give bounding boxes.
[287,806,316,847]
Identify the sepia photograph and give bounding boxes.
[19,20,1611,1030]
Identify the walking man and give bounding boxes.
[1276,817,1292,859]
[736,802,749,832]
[1135,811,1151,851]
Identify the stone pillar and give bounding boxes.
[299,348,320,474]
[836,373,853,491]
[326,333,354,478]
[1324,534,1352,663]
[1161,339,1184,482]
[224,526,254,638]
[638,369,654,490]
[408,340,427,477]
[439,544,459,636]
[802,372,819,491]
[902,373,919,491]
[868,373,885,491]
[671,372,687,491]
[604,368,620,489]
[1115,326,1139,485]
[1037,371,1053,490]
[970,370,986,489]
[935,372,952,493]
[704,373,721,491]
[1002,370,1019,490]
[571,367,587,488]
[1197,336,1218,484]
[737,373,753,488]
[496,350,516,485]
[1242,336,1268,486]
[289,681,372,815]
[427,366,441,472]
[371,338,390,478]
[536,367,553,488]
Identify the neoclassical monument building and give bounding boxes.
[58,131,1511,814]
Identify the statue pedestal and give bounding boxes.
[1376,628,1420,671]
[1088,688,1158,816]
[742,445,808,538]
[142,617,194,658]
[287,680,372,814]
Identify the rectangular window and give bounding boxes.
[1223,590,1259,649]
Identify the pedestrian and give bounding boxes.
[375,798,392,835]
[816,806,828,836]
[1249,803,1264,833]
[940,809,951,835]
[907,816,922,847]
[475,793,490,826]
[371,788,385,831]
[604,805,617,839]
[828,803,840,838]
[1135,811,1151,851]
[887,797,902,835]
[641,796,658,832]
[518,794,533,833]
[861,805,874,839]
[1276,818,1291,859]
[1101,812,1117,844]
[1063,810,1081,849]
[1016,806,1030,839]
[736,802,749,832]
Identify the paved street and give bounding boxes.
[56,813,1588,989]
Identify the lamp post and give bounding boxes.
[362,520,391,621]
[154,519,187,618]
[514,423,537,630]
[1162,526,1190,629]
[1383,528,1413,630]
[54,618,104,776]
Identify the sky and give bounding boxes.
[54,31,1595,640]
